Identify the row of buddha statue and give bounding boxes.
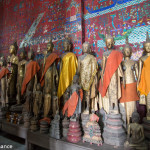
[0,31,150,149]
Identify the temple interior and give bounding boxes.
[0,0,150,150]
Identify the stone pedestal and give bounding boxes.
[62,117,69,138]
[30,119,38,132]
[103,113,126,146]
[81,113,89,134]
[49,114,61,139]
[23,114,30,128]
[143,117,150,140]
[67,120,81,143]
[40,120,49,134]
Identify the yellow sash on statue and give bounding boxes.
[138,56,150,96]
[57,52,78,99]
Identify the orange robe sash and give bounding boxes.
[0,68,9,80]
[138,56,150,96]
[99,50,123,97]
[63,90,83,117]
[40,53,59,87]
[21,61,40,95]
[120,82,139,103]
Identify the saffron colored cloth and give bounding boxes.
[40,53,59,87]
[99,50,123,97]
[120,82,139,103]
[63,90,83,117]
[90,113,99,122]
[57,52,78,99]
[138,56,150,96]
[0,68,9,80]
[79,89,83,101]
[21,61,40,95]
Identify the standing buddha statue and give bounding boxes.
[120,37,139,124]
[33,83,42,119]
[40,39,59,116]
[78,42,98,114]
[7,41,19,105]
[138,32,150,120]
[0,57,9,107]
[99,34,123,114]
[57,38,78,106]
[21,49,40,115]
[16,47,27,104]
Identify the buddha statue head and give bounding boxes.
[143,32,150,54]
[47,38,54,53]
[28,47,34,60]
[19,47,26,60]
[9,41,18,55]
[82,42,91,54]
[132,111,140,123]
[123,36,132,58]
[105,34,115,50]
[0,56,6,67]
[63,38,72,52]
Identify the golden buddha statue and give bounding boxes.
[138,32,150,120]
[16,47,27,104]
[21,49,40,115]
[21,49,40,95]
[120,37,139,124]
[44,87,51,117]
[40,39,59,116]
[78,42,98,114]
[7,42,19,105]
[0,57,9,107]
[57,38,78,107]
[124,112,148,150]
[33,83,42,119]
[52,96,59,117]
[99,34,123,114]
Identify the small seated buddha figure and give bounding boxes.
[124,112,148,150]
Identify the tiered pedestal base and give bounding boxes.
[49,116,61,139]
[143,117,150,149]
[103,113,126,146]
[143,117,150,139]
[62,117,69,138]
[81,113,89,133]
[83,121,102,146]
[67,120,81,143]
